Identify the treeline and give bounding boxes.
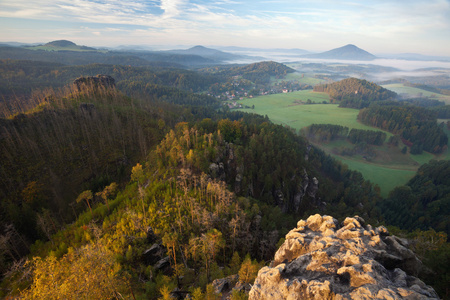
[348,128,386,145]
[314,78,397,108]
[400,97,445,108]
[404,82,450,96]
[429,105,450,119]
[302,124,348,142]
[302,124,386,145]
[358,105,448,154]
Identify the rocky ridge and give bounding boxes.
[249,214,439,299]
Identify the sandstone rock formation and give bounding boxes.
[249,214,439,300]
[73,74,115,90]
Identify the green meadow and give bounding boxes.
[237,89,437,196]
[272,72,326,85]
[338,157,416,197]
[237,90,388,131]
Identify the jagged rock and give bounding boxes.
[154,256,171,272]
[235,173,243,194]
[212,277,230,294]
[291,169,320,213]
[73,74,115,90]
[249,214,439,300]
[212,274,239,294]
[142,243,166,265]
[209,162,225,181]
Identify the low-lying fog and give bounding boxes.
[226,50,450,85]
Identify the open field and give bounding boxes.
[272,72,326,86]
[237,90,440,195]
[315,140,419,197]
[337,157,416,197]
[237,90,390,131]
[382,83,450,104]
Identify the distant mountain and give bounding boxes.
[166,45,248,62]
[27,40,98,52]
[304,44,377,61]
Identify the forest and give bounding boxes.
[313,77,397,108]
[0,57,449,299]
[358,105,448,154]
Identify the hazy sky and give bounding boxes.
[0,0,449,56]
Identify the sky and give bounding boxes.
[0,0,449,56]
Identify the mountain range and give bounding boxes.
[6,40,450,63]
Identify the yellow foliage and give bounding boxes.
[238,257,259,284]
[21,243,128,299]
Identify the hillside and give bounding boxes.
[314,77,397,108]
[0,58,449,299]
[304,44,377,61]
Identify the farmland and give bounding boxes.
[236,89,436,196]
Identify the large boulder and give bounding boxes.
[249,214,439,300]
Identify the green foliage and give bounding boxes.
[314,77,396,108]
[230,289,249,300]
[348,128,386,145]
[380,160,450,236]
[358,105,448,154]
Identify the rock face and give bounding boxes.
[73,74,115,90]
[249,214,439,300]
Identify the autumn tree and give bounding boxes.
[76,190,93,216]
[20,243,129,299]
[238,255,259,284]
[95,182,117,211]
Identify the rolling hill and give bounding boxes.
[166,45,249,62]
[28,40,98,52]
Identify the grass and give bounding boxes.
[272,73,326,86]
[382,83,450,105]
[337,157,416,197]
[237,90,389,131]
[236,90,442,195]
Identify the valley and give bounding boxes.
[236,85,449,196]
[0,40,449,299]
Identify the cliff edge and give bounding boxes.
[249,214,439,299]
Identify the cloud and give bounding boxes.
[0,0,448,55]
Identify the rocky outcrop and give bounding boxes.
[73,74,115,90]
[249,214,439,300]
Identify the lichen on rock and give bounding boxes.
[249,214,439,300]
